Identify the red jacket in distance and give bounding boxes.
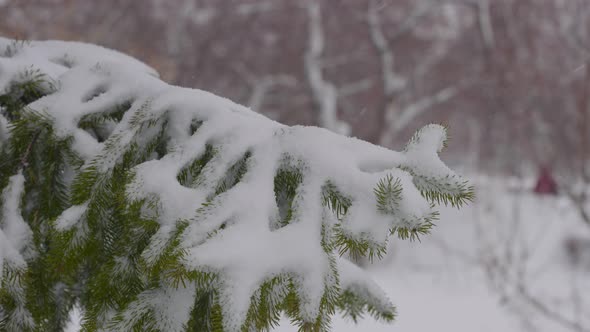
[534,167,558,195]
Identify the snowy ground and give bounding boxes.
[66,175,590,332]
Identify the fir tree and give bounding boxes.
[0,37,473,332]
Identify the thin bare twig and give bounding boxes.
[516,283,590,332]
[19,130,41,170]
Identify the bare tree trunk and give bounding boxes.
[304,1,350,135]
[367,0,463,146]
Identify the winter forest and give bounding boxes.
[0,0,589,331]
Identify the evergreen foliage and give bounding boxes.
[0,38,473,332]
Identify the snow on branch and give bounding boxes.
[0,37,472,331]
[0,173,35,331]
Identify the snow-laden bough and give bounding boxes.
[0,37,473,332]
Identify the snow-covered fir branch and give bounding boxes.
[0,37,472,332]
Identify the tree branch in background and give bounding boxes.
[367,0,406,97]
[233,63,297,111]
[451,0,495,49]
[474,186,590,332]
[380,82,466,146]
[515,283,590,332]
[337,78,374,99]
[566,187,590,227]
[368,0,465,145]
[475,0,495,49]
[391,84,460,134]
[388,0,441,42]
[304,1,350,135]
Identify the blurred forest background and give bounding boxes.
[2,1,590,331]
[3,0,590,178]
